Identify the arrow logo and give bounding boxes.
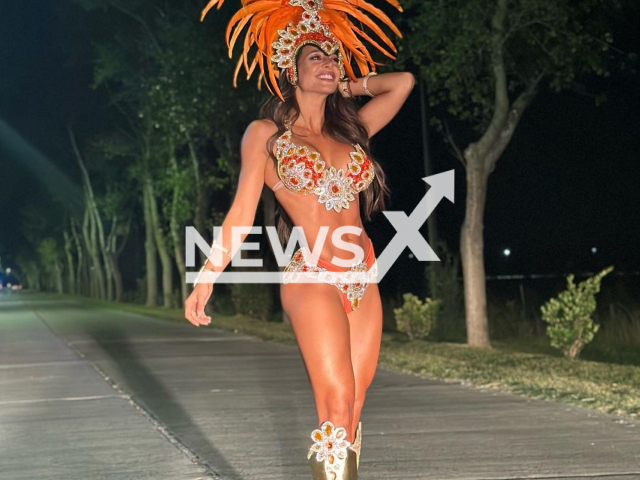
[185,169,454,284]
[370,169,455,282]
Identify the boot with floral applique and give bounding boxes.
[307,420,357,480]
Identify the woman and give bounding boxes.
[185,1,413,478]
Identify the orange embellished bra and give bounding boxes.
[271,123,375,213]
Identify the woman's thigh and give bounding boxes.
[346,281,383,397]
[280,282,355,401]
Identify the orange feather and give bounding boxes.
[200,0,403,99]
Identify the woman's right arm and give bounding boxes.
[184,119,278,327]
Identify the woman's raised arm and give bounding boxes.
[354,72,415,138]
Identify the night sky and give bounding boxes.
[1,1,638,295]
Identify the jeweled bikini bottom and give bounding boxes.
[283,238,377,314]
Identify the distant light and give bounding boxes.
[503,249,511,257]
[5,268,10,274]
[408,253,414,259]
[591,247,597,254]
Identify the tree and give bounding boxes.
[18,203,66,293]
[396,0,627,347]
[76,0,265,307]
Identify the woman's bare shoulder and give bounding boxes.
[244,119,280,143]
[241,119,281,162]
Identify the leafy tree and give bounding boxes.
[18,202,65,292]
[396,0,630,347]
[75,0,263,306]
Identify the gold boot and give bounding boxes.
[308,420,358,479]
[347,421,362,470]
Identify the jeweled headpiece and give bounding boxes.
[200,0,403,102]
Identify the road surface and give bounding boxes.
[1,292,638,479]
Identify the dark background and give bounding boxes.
[1,1,638,298]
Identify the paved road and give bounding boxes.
[1,292,639,480]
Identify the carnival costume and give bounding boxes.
[200,0,402,476]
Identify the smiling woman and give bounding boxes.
[194,0,411,478]
[295,45,342,90]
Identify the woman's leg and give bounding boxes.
[346,281,383,439]
[281,281,357,442]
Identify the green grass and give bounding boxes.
[74,295,640,420]
[379,333,640,419]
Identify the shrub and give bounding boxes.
[425,240,465,341]
[394,293,441,340]
[229,282,273,321]
[540,266,614,359]
[211,284,236,315]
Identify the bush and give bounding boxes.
[229,282,274,321]
[211,284,236,315]
[540,266,614,359]
[425,240,465,341]
[394,292,441,340]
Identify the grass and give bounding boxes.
[379,334,640,420]
[74,295,640,421]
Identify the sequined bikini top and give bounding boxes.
[272,122,375,213]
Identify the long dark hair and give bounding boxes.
[259,58,391,246]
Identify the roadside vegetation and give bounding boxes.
[74,274,640,421]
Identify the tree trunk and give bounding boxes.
[54,257,64,295]
[419,77,440,301]
[460,154,492,348]
[63,227,76,295]
[456,0,540,348]
[82,202,106,299]
[170,214,188,305]
[69,124,111,299]
[28,269,41,291]
[97,218,113,300]
[143,177,159,307]
[92,195,113,301]
[185,134,208,264]
[90,203,105,299]
[566,338,584,359]
[146,179,174,308]
[169,153,189,305]
[107,213,130,303]
[71,216,86,296]
[110,253,124,303]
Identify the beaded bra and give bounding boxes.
[272,121,375,213]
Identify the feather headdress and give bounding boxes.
[200,0,403,102]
